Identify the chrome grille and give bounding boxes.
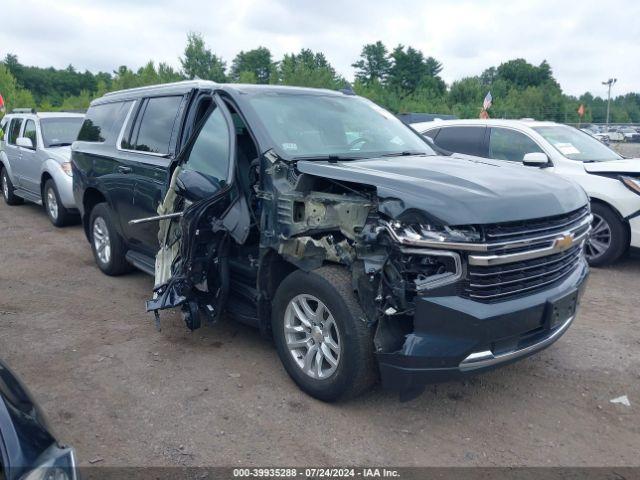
[463,207,590,301]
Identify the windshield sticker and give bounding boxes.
[282,143,298,151]
[554,142,580,155]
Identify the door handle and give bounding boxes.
[116,166,132,174]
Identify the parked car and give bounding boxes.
[413,119,640,266]
[604,128,625,142]
[73,81,589,401]
[618,126,640,142]
[580,128,610,145]
[0,359,77,480]
[0,109,84,226]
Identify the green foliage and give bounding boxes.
[230,47,273,84]
[352,41,391,85]
[0,37,638,125]
[272,49,346,89]
[180,32,226,82]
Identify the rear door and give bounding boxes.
[5,117,24,184]
[118,94,186,256]
[432,126,488,157]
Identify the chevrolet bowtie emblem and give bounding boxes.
[554,234,574,250]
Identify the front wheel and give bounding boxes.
[43,179,76,227]
[585,203,628,266]
[271,266,377,402]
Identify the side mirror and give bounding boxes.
[16,136,34,149]
[175,168,221,203]
[522,152,549,167]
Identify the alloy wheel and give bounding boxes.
[284,294,341,380]
[585,213,612,261]
[93,217,112,265]
[46,187,58,220]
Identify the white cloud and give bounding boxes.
[0,0,638,97]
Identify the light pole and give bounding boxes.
[602,78,617,126]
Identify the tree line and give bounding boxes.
[1,33,639,124]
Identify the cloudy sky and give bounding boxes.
[2,0,639,97]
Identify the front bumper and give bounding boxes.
[48,165,77,210]
[377,258,589,392]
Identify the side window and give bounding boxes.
[78,101,131,143]
[434,126,486,156]
[183,107,231,184]
[23,120,37,148]
[489,128,543,162]
[0,117,7,140]
[125,96,182,154]
[8,118,24,145]
[423,128,439,139]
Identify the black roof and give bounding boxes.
[94,80,346,105]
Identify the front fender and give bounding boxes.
[0,151,15,182]
[41,159,76,209]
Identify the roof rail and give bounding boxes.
[11,108,37,114]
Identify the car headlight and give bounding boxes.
[382,219,481,246]
[22,446,77,480]
[621,175,640,195]
[61,162,73,177]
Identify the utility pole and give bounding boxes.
[602,78,617,126]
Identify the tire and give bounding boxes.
[585,202,629,267]
[1,167,24,206]
[89,202,132,275]
[271,265,377,402]
[43,179,76,227]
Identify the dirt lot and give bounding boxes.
[0,200,639,468]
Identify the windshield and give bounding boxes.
[246,92,435,159]
[532,125,622,162]
[41,117,84,147]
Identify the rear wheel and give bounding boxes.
[89,203,132,275]
[585,203,628,266]
[272,265,377,402]
[1,168,24,206]
[43,179,75,227]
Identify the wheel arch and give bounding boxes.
[589,196,631,254]
[82,187,107,240]
[257,249,299,336]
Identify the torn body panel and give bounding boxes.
[146,174,250,330]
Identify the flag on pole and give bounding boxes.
[577,104,585,117]
[0,93,5,113]
[483,91,492,110]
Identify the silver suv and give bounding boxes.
[0,109,84,226]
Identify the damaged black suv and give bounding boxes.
[72,81,590,401]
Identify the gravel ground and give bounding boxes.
[0,200,639,468]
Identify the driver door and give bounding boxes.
[146,94,251,329]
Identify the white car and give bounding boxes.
[412,119,640,266]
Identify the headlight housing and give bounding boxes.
[61,162,73,177]
[621,175,640,195]
[382,219,481,247]
[21,446,77,480]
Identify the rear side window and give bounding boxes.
[8,118,23,145]
[489,128,543,162]
[434,126,486,156]
[423,128,439,139]
[0,117,7,139]
[78,101,131,143]
[124,96,183,154]
[23,120,37,147]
